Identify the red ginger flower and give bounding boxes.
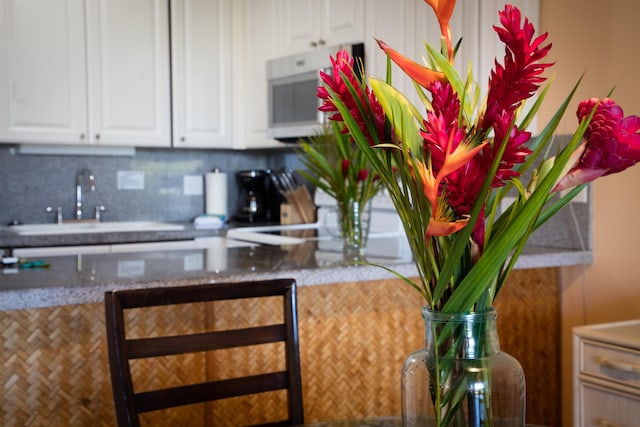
[357,169,369,181]
[341,159,350,178]
[420,80,532,247]
[555,98,640,191]
[480,4,552,133]
[317,50,386,146]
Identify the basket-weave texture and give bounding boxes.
[0,270,559,426]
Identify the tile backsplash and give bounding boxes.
[0,135,592,253]
[0,145,300,225]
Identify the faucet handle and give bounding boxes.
[94,205,106,222]
[46,206,63,224]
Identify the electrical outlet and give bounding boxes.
[183,175,203,196]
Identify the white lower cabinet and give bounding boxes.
[573,320,640,426]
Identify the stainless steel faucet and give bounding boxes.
[75,168,95,220]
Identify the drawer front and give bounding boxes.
[580,339,640,389]
[579,381,640,427]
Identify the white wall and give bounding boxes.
[539,1,640,425]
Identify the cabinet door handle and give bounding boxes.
[596,356,640,373]
[310,41,318,48]
[79,133,86,140]
[317,39,325,46]
[95,134,101,140]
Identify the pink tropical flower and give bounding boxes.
[555,98,640,191]
[317,50,386,146]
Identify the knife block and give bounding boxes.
[280,203,316,225]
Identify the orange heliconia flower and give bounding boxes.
[375,39,445,90]
[424,0,456,61]
[426,216,469,237]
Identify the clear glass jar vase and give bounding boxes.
[336,199,371,260]
[402,308,525,426]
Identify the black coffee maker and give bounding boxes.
[234,170,283,223]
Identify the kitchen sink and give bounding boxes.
[8,221,185,236]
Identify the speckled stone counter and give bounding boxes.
[0,225,591,311]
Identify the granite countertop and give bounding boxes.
[0,225,592,312]
[0,222,222,248]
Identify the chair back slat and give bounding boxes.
[136,371,289,413]
[127,324,287,358]
[105,278,303,427]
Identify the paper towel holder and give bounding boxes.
[205,168,228,219]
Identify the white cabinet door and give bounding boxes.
[0,0,171,147]
[0,0,88,144]
[280,0,364,56]
[320,0,364,46]
[230,0,282,149]
[85,0,171,147]
[364,0,419,106]
[171,0,231,148]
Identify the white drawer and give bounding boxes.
[578,381,640,426]
[580,339,640,389]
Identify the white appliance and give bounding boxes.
[266,42,364,142]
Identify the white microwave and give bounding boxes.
[266,42,364,142]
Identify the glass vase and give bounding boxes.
[336,199,372,260]
[402,308,525,427]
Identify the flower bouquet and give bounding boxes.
[316,0,640,424]
[296,121,384,258]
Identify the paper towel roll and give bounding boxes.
[205,170,228,218]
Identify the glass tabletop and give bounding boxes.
[299,418,547,427]
[299,418,400,427]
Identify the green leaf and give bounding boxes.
[442,77,587,312]
[369,77,423,155]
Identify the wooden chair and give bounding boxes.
[104,278,304,426]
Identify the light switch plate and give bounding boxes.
[117,170,145,190]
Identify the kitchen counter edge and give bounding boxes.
[0,246,591,312]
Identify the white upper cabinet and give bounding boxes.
[85,0,170,147]
[171,0,231,148]
[230,0,282,149]
[0,0,171,147]
[0,0,87,144]
[279,0,364,56]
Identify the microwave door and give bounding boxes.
[268,70,325,140]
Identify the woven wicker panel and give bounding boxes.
[296,278,425,422]
[0,270,560,426]
[494,267,561,427]
[0,303,114,427]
